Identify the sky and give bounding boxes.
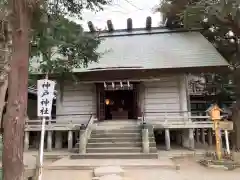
[74,0,162,31]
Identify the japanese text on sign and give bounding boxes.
[37,79,56,117]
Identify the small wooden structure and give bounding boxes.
[207,104,223,159]
[24,18,231,152]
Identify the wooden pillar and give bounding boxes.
[201,128,206,144]
[47,131,52,151]
[34,132,40,149]
[55,131,62,149]
[189,128,195,149]
[208,129,213,146]
[24,131,29,151]
[176,131,182,145]
[179,75,188,120]
[74,130,78,145]
[68,130,73,151]
[96,83,105,121]
[195,129,200,143]
[165,129,171,151]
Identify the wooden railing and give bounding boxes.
[25,111,232,131]
[142,111,209,122]
[141,110,232,129]
[25,113,95,131]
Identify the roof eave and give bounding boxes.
[29,65,230,77]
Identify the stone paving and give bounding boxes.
[42,157,240,180]
[21,150,240,180]
[46,156,175,170]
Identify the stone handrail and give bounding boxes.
[79,114,96,154]
[85,114,95,140]
[141,123,150,154]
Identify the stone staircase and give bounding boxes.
[71,120,158,159]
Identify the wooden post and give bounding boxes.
[68,130,73,151]
[179,75,188,121]
[74,131,78,145]
[37,117,47,180]
[195,129,200,143]
[24,131,29,151]
[47,131,52,151]
[214,120,222,160]
[176,131,182,145]
[201,128,206,145]
[224,130,230,155]
[206,104,223,160]
[189,128,195,149]
[165,129,171,151]
[208,129,213,146]
[55,131,62,149]
[35,132,40,149]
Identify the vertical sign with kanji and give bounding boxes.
[37,79,55,180]
[37,79,55,117]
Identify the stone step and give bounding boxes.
[95,126,141,130]
[88,137,155,143]
[97,122,139,125]
[91,133,141,138]
[76,142,156,149]
[72,147,157,154]
[87,147,142,153]
[96,120,139,124]
[87,142,142,148]
[88,137,141,143]
[87,142,157,148]
[70,153,158,159]
[76,135,155,142]
[92,129,141,134]
[96,121,140,126]
[86,147,157,153]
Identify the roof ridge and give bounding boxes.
[86,27,203,38]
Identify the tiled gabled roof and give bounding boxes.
[74,29,228,72]
[31,27,229,74]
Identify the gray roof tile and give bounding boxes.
[74,31,228,72]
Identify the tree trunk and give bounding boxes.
[0,78,8,129]
[3,0,30,180]
[231,67,240,151]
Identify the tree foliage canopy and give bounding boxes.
[29,0,110,75]
[156,0,240,149]
[30,14,102,74]
[155,0,240,101]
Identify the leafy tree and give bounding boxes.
[29,0,109,75]
[30,15,102,74]
[3,0,110,180]
[155,0,240,149]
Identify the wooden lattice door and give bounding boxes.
[133,83,140,119]
[96,83,105,121]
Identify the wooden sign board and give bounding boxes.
[37,79,55,117]
[213,121,233,130]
